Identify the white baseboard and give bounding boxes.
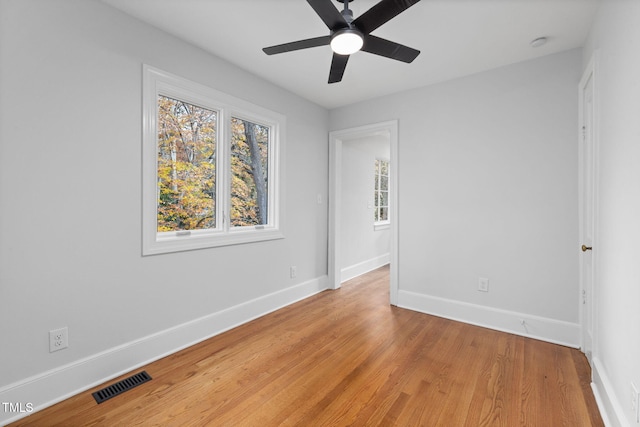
[0,276,329,426]
[341,253,389,283]
[397,290,580,348]
[591,356,627,427]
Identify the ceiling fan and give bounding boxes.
[263,0,421,83]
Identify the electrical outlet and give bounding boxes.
[631,382,640,423]
[290,266,297,279]
[49,327,68,353]
[478,277,489,292]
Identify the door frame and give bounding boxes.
[578,52,599,360]
[328,120,399,305]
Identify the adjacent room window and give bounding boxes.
[374,158,390,229]
[143,66,284,255]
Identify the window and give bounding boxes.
[374,158,390,229]
[156,95,217,233]
[230,118,270,227]
[143,66,284,255]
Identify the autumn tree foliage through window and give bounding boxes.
[157,96,270,232]
[230,118,269,227]
[143,66,282,255]
[157,96,217,232]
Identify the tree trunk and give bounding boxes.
[243,121,267,224]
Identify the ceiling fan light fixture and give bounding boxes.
[330,28,363,55]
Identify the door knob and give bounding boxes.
[581,245,592,252]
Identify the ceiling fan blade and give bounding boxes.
[353,0,421,34]
[328,53,349,83]
[307,0,347,30]
[263,36,331,55]
[362,34,420,63]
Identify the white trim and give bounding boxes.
[373,222,390,231]
[341,254,390,283]
[397,290,581,348]
[0,276,328,425]
[591,357,626,427]
[142,65,285,255]
[590,383,612,427]
[329,120,399,304]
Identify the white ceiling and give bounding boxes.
[101,0,599,109]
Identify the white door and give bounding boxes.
[579,60,596,361]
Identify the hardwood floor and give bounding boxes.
[11,266,603,426]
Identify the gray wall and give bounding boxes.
[583,1,640,425]
[331,49,582,330]
[0,0,329,400]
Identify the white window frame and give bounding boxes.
[374,158,390,231]
[142,65,284,255]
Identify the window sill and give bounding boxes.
[143,229,284,256]
[374,222,390,231]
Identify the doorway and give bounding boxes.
[579,54,597,362]
[328,120,399,305]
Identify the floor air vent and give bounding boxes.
[92,371,152,404]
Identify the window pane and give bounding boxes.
[380,207,389,221]
[157,96,216,232]
[374,159,390,224]
[380,175,388,191]
[231,118,269,227]
[380,191,388,207]
[380,160,388,176]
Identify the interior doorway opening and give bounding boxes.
[329,120,399,305]
[340,135,390,283]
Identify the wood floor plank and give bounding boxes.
[10,266,603,426]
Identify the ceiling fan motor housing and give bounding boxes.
[341,8,355,24]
